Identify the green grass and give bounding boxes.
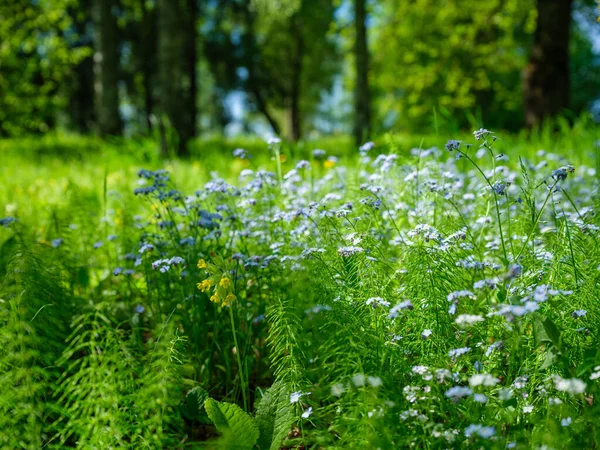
[1,121,600,448]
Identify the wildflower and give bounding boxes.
[492,180,509,196]
[338,246,364,257]
[197,279,213,292]
[561,417,572,427]
[323,156,337,169]
[366,297,390,308]
[331,383,345,397]
[590,366,600,380]
[572,309,587,318]
[504,264,522,281]
[464,424,495,438]
[554,376,586,395]
[113,267,124,276]
[455,314,485,327]
[210,294,220,304]
[448,347,471,359]
[473,128,491,140]
[359,141,375,153]
[551,164,575,182]
[135,305,145,314]
[469,374,500,387]
[222,293,236,306]
[445,386,473,400]
[290,391,310,403]
[312,149,326,159]
[267,137,281,145]
[301,407,313,419]
[93,241,103,249]
[421,329,433,339]
[51,238,64,248]
[233,148,249,159]
[513,375,528,389]
[352,373,366,387]
[473,394,488,403]
[367,376,382,387]
[197,258,208,269]
[139,243,154,253]
[220,277,231,289]
[445,140,461,152]
[296,160,311,170]
[0,217,17,227]
[523,405,534,414]
[388,300,414,318]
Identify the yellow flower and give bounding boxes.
[197,279,213,292]
[197,258,208,269]
[219,277,231,289]
[323,159,336,169]
[226,293,236,303]
[210,294,220,304]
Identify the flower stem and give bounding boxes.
[229,305,248,411]
[514,180,558,262]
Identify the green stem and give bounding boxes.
[229,305,248,411]
[514,180,558,262]
[458,150,508,266]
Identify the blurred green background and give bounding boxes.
[0,0,599,156]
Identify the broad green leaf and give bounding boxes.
[204,398,259,449]
[181,387,209,422]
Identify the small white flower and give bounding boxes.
[469,374,501,387]
[367,376,382,387]
[421,329,433,339]
[455,314,485,327]
[352,373,366,387]
[523,405,534,414]
[554,376,586,395]
[301,407,313,419]
[290,391,310,403]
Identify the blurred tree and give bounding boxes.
[67,2,95,133]
[92,0,122,135]
[372,0,536,131]
[353,0,372,146]
[203,0,339,140]
[120,0,157,132]
[157,0,197,156]
[0,0,89,135]
[523,0,573,127]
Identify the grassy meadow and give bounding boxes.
[3,121,600,449]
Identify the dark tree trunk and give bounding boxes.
[353,0,371,146]
[242,6,281,136]
[289,22,303,141]
[523,0,572,127]
[139,0,156,130]
[92,0,122,136]
[70,56,95,133]
[68,2,94,133]
[157,0,197,156]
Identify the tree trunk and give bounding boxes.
[157,0,197,156]
[92,0,121,136]
[353,0,371,146]
[289,23,303,141]
[139,0,156,131]
[523,0,572,127]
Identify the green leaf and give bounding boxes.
[532,316,552,347]
[204,398,259,449]
[181,387,209,422]
[542,317,561,349]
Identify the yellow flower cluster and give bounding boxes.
[196,279,213,292]
[197,258,208,269]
